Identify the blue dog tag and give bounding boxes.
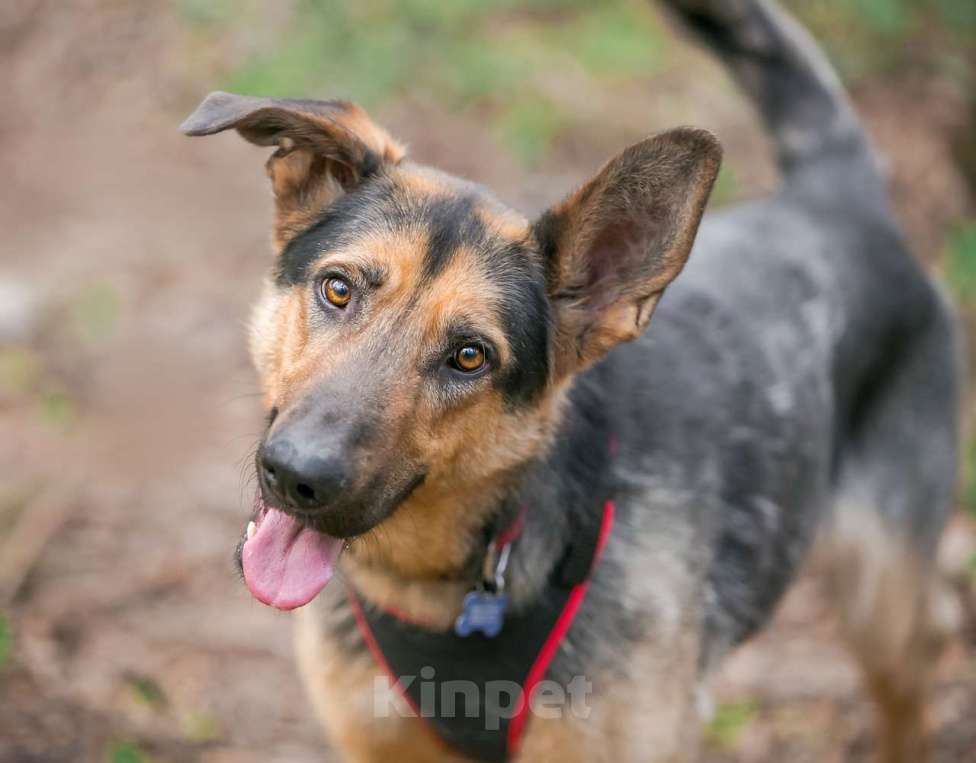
[454,590,508,638]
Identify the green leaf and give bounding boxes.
[107,741,149,763]
[124,673,168,709]
[946,221,976,305]
[0,611,11,670]
[704,699,758,751]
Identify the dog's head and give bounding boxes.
[181,92,720,609]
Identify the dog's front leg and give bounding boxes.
[516,626,703,763]
[294,605,470,763]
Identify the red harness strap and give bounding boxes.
[506,500,615,756]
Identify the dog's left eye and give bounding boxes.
[450,344,487,373]
[321,277,352,308]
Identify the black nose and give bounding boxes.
[259,436,348,511]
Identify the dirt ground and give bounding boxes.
[1,2,975,762]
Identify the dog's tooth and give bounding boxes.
[247,521,257,540]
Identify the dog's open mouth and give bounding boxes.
[241,494,344,611]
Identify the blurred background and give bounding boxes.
[0,1,974,761]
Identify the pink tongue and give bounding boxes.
[242,508,343,610]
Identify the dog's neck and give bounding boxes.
[341,465,552,629]
[341,373,613,629]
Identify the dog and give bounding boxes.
[181,1,963,760]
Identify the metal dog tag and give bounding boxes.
[454,589,508,638]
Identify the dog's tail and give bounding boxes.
[661,0,878,183]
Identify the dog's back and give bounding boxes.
[638,3,963,759]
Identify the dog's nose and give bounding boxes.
[259,436,348,511]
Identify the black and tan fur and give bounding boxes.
[182,1,963,760]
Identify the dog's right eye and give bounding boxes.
[321,277,352,308]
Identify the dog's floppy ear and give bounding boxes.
[534,128,721,377]
[181,91,405,249]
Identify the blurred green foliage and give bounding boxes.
[124,673,168,709]
[946,221,976,305]
[945,222,976,519]
[0,346,40,396]
[179,0,973,167]
[497,98,568,166]
[1,343,78,431]
[963,438,976,518]
[179,0,666,166]
[182,711,222,742]
[704,699,758,751]
[784,0,976,82]
[107,741,150,763]
[710,163,740,208]
[0,611,11,671]
[179,0,971,169]
[39,390,78,432]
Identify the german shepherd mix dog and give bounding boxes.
[182,1,962,760]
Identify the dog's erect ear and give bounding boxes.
[181,91,405,249]
[534,128,721,376]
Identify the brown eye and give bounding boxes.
[322,277,351,307]
[452,344,486,373]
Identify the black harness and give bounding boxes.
[347,499,615,762]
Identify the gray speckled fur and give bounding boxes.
[527,0,964,682]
